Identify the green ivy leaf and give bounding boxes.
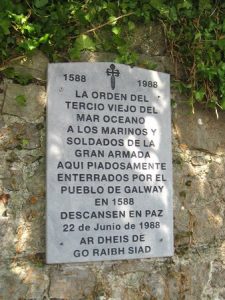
[169,7,177,21]
[20,39,39,51]
[23,24,35,34]
[68,47,80,60]
[217,39,225,50]
[220,99,225,110]
[0,18,10,35]
[222,19,225,33]
[39,33,49,44]
[75,35,96,51]
[199,0,211,12]
[177,0,192,10]
[194,32,201,41]
[194,89,205,102]
[108,16,118,25]
[34,0,48,9]
[69,34,95,60]
[128,21,135,31]
[149,0,164,10]
[112,26,121,35]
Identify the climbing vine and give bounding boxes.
[0,0,225,111]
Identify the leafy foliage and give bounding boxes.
[0,0,225,110]
[163,0,225,111]
[2,67,32,85]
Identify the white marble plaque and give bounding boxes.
[46,62,173,263]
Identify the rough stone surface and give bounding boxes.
[79,51,116,62]
[49,268,96,299]
[7,50,49,81]
[173,102,225,154]
[0,122,41,150]
[129,24,166,56]
[0,83,5,111]
[1,26,225,300]
[3,83,46,122]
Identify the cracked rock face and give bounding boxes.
[1,37,225,299]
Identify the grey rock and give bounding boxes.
[26,160,45,197]
[3,83,46,122]
[0,122,41,150]
[142,273,166,299]
[2,171,23,191]
[22,123,41,150]
[49,269,96,299]
[173,103,225,154]
[210,261,225,288]
[0,116,5,129]
[0,83,5,111]
[25,270,49,299]
[129,24,166,56]
[0,203,7,217]
[208,162,225,179]
[219,290,225,299]
[191,156,208,166]
[79,51,116,62]
[0,219,17,259]
[7,50,48,81]
[0,260,49,300]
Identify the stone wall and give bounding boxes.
[0,26,225,299]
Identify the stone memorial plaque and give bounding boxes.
[46,62,173,263]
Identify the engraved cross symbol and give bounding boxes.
[106,64,120,90]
